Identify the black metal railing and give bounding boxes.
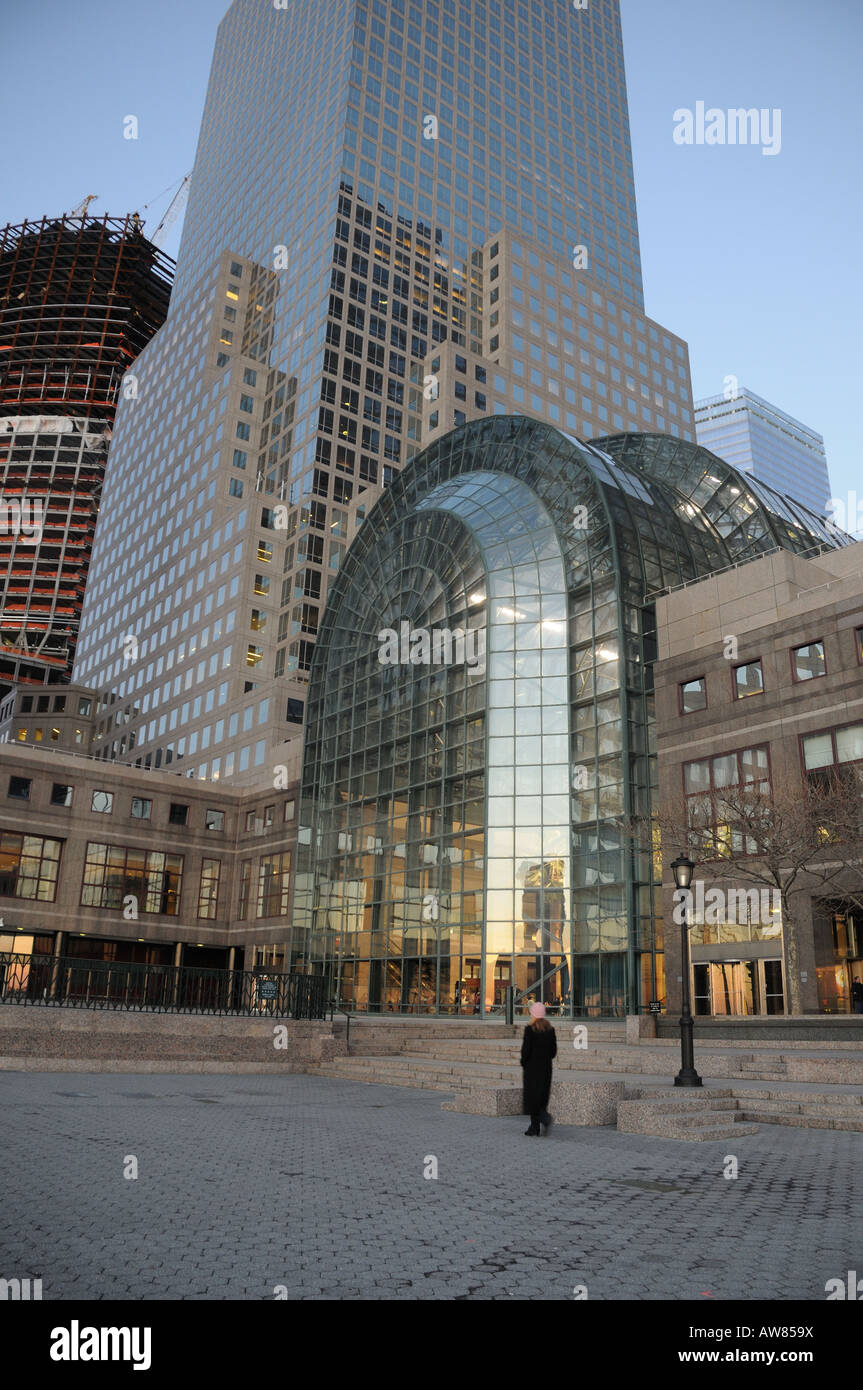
[327,1000,354,1046]
[0,951,326,1019]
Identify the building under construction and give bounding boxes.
[0,213,174,691]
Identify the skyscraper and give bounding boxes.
[73,0,692,781]
[694,387,831,518]
[0,213,173,691]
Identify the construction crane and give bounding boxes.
[150,174,191,249]
[68,194,98,217]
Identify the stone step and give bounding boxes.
[737,1109,863,1133]
[728,1088,863,1106]
[661,1121,761,1142]
[616,1094,760,1141]
[733,1096,863,1118]
[0,1057,298,1074]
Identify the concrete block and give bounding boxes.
[626,1014,656,1042]
[441,1088,523,1116]
[551,1080,626,1126]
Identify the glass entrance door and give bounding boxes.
[693,959,785,1016]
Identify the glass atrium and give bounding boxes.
[292,416,845,1015]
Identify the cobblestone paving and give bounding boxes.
[1,1072,860,1300]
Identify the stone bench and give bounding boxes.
[442,1079,626,1125]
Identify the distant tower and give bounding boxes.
[0,213,173,691]
[695,387,831,517]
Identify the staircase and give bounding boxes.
[731,1089,863,1131]
[315,1020,863,1133]
[616,1091,760,1142]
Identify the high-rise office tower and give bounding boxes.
[695,387,831,518]
[74,0,693,781]
[0,214,173,692]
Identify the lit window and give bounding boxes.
[733,660,763,699]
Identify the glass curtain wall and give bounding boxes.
[294,416,850,1014]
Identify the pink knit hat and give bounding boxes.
[529,1002,546,1019]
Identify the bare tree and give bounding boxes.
[632,766,863,1016]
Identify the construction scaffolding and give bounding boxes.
[0,213,173,418]
[0,215,174,691]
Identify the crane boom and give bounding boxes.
[69,194,98,218]
[151,174,191,248]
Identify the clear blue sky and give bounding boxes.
[3,0,861,503]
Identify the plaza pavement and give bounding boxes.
[1,1071,860,1301]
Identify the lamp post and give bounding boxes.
[671,854,702,1088]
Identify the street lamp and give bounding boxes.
[671,854,702,1088]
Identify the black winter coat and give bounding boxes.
[521,1023,557,1114]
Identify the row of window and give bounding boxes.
[0,693,91,721]
[7,776,299,836]
[6,778,225,830]
[683,719,863,844]
[0,831,292,922]
[679,633,862,713]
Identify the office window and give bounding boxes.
[792,641,825,682]
[257,851,291,917]
[683,745,770,853]
[803,723,863,772]
[205,809,225,831]
[91,790,113,813]
[680,677,706,713]
[51,784,73,807]
[8,777,32,801]
[198,859,221,920]
[733,660,763,699]
[81,842,183,916]
[131,797,152,821]
[0,831,62,901]
[237,860,252,920]
[169,803,189,826]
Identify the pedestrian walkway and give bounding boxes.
[1,1073,861,1300]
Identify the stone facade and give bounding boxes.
[654,543,863,1016]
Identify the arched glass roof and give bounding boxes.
[317,418,847,656]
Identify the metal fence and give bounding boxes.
[0,951,326,1019]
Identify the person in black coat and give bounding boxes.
[521,1001,557,1135]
